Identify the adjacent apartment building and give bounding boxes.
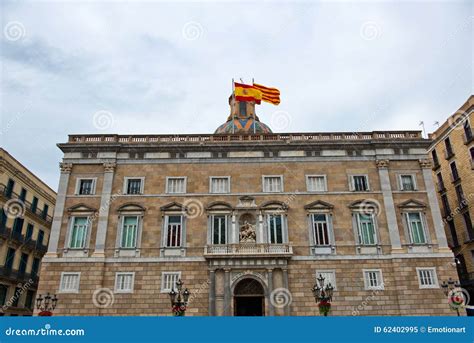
[37,96,458,316]
[428,95,474,309]
[0,148,56,316]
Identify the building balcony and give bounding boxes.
[0,267,39,285]
[204,243,293,258]
[0,184,52,224]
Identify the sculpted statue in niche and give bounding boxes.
[239,221,256,243]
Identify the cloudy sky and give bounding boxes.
[1,0,472,189]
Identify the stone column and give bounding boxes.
[267,268,274,316]
[376,160,402,251]
[46,163,72,257]
[224,269,231,316]
[282,268,290,316]
[419,159,449,250]
[257,212,264,243]
[92,162,116,257]
[231,213,236,243]
[209,269,216,316]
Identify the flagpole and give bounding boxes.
[232,78,235,134]
[252,78,256,134]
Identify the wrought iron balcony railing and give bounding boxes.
[0,184,52,223]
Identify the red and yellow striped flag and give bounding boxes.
[253,83,280,105]
[234,82,262,104]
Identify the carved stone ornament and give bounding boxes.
[418,159,432,169]
[59,162,73,173]
[103,162,117,172]
[239,221,256,243]
[375,160,389,169]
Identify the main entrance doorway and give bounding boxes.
[233,278,265,316]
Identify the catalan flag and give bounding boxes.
[253,83,280,105]
[234,82,262,104]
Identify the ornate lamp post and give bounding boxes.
[441,278,462,316]
[311,274,334,316]
[36,293,58,316]
[169,279,190,316]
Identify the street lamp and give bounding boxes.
[311,274,334,316]
[36,292,58,316]
[441,278,462,316]
[169,279,190,316]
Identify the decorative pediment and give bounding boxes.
[259,200,288,211]
[117,203,146,212]
[348,199,380,212]
[67,203,97,213]
[397,199,427,209]
[304,200,334,211]
[160,202,185,212]
[236,196,257,209]
[206,201,233,211]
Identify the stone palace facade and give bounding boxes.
[36,96,458,316]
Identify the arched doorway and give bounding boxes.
[233,278,265,316]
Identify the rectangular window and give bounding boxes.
[166,216,182,247]
[161,272,181,292]
[120,216,138,248]
[417,268,438,288]
[37,230,44,247]
[400,175,416,191]
[25,224,34,240]
[455,184,465,205]
[268,214,283,244]
[0,285,8,306]
[24,290,35,310]
[464,120,473,141]
[463,212,474,240]
[212,215,227,245]
[431,150,439,166]
[5,248,15,270]
[210,177,230,194]
[356,214,377,245]
[363,270,384,290]
[11,287,21,307]
[306,175,327,192]
[450,162,459,181]
[31,258,40,277]
[19,188,27,201]
[59,272,80,293]
[312,214,330,246]
[69,217,89,249]
[239,102,247,116]
[166,177,186,194]
[406,212,426,244]
[125,178,143,195]
[18,253,28,275]
[445,137,454,157]
[115,272,135,293]
[315,270,337,290]
[351,175,369,191]
[76,178,95,195]
[41,204,49,220]
[5,179,15,198]
[436,173,445,192]
[31,197,38,213]
[263,176,283,192]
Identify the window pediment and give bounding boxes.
[67,203,97,214]
[206,201,233,212]
[348,200,380,215]
[259,200,288,211]
[398,199,426,210]
[160,202,185,213]
[117,203,146,213]
[304,200,334,212]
